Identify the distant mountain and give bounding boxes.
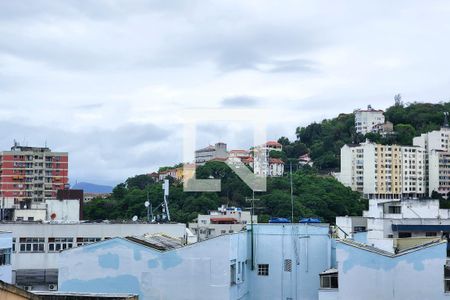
[72,182,113,194]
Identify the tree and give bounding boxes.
[394,124,416,145]
[125,174,154,190]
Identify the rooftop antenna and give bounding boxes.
[162,179,171,222]
[444,112,449,128]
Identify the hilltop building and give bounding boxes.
[354,105,385,134]
[195,142,228,165]
[253,141,283,177]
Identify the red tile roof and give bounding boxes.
[269,158,284,164]
[266,141,282,147]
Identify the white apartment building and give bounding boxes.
[268,158,284,176]
[0,198,80,222]
[253,141,282,177]
[336,198,450,253]
[195,142,228,165]
[338,141,425,199]
[414,126,450,197]
[354,105,385,134]
[189,205,257,241]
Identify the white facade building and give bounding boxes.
[253,141,283,177]
[338,141,425,199]
[354,105,385,134]
[414,126,450,197]
[189,205,257,241]
[0,198,80,222]
[337,198,450,252]
[0,222,186,291]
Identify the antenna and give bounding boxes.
[162,179,170,221]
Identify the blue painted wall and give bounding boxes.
[335,241,448,300]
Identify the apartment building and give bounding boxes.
[253,141,283,177]
[413,126,450,197]
[354,105,385,134]
[338,141,425,199]
[189,205,257,241]
[0,144,68,204]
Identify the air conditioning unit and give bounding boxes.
[23,286,32,291]
[48,284,58,291]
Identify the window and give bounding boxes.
[0,248,11,265]
[388,206,401,214]
[48,238,73,252]
[398,232,412,238]
[284,259,292,272]
[426,232,437,237]
[353,226,366,232]
[320,272,338,289]
[230,262,236,285]
[76,237,101,247]
[19,237,45,252]
[258,264,269,276]
[445,266,450,292]
[12,238,16,252]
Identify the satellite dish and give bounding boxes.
[132,215,138,222]
[144,201,150,207]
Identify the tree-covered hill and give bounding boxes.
[84,99,449,224]
[284,100,450,171]
[84,162,366,224]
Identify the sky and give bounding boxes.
[1,0,450,186]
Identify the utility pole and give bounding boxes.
[246,192,260,271]
[290,161,294,223]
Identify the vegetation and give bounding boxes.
[84,162,366,224]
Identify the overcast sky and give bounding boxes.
[1,0,450,186]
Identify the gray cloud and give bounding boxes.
[1,0,450,185]
[0,121,175,186]
[221,96,260,108]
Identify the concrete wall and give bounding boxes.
[335,241,448,300]
[250,224,331,300]
[59,233,249,300]
[46,200,80,221]
[13,210,47,222]
[0,223,186,271]
[338,145,353,189]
